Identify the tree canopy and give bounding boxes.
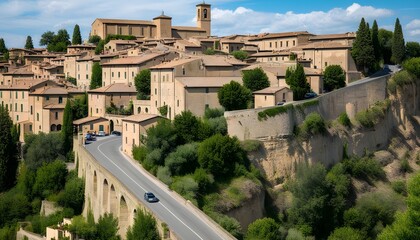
[231,50,248,61]
[40,29,71,52]
[392,18,405,64]
[0,105,18,191]
[371,20,381,63]
[173,111,201,143]
[406,42,420,58]
[246,218,281,240]
[62,100,73,157]
[0,38,7,54]
[378,29,393,64]
[134,69,151,100]
[352,18,375,73]
[323,65,346,91]
[285,64,310,100]
[88,35,101,45]
[218,81,251,111]
[242,67,270,92]
[126,208,159,240]
[72,24,82,45]
[25,36,34,49]
[90,62,102,89]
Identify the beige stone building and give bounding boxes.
[249,50,291,63]
[0,79,83,141]
[174,40,203,54]
[87,83,137,118]
[101,51,177,86]
[90,3,211,40]
[248,31,313,51]
[105,40,137,53]
[150,55,248,119]
[73,116,110,135]
[122,114,162,156]
[0,68,34,85]
[253,86,293,108]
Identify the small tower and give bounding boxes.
[153,11,172,39]
[196,2,211,36]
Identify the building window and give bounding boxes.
[30,106,33,114]
[205,104,209,109]
[265,96,267,100]
[125,123,127,131]
[133,123,135,133]
[15,91,18,99]
[124,72,127,79]
[46,96,49,101]
[118,72,120,78]
[203,9,208,18]
[286,41,289,47]
[55,112,58,120]
[275,42,278,48]
[182,68,185,75]
[0,91,2,98]
[269,42,272,48]
[125,137,127,144]
[155,89,157,95]
[162,75,165,82]
[15,103,17,111]
[22,92,24,99]
[205,88,209,93]
[21,104,23,112]
[293,40,296,46]
[78,74,80,80]
[133,138,135,145]
[155,101,157,107]
[86,74,88,79]
[325,62,328,67]
[29,125,32,132]
[90,124,93,130]
[59,96,63,104]
[96,108,98,114]
[37,113,39,121]
[280,41,283,47]
[112,72,114,78]
[177,100,179,107]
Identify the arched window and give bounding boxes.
[137,107,141,114]
[198,9,200,18]
[203,9,207,18]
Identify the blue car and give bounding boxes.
[85,133,96,141]
[304,92,317,99]
[144,192,159,203]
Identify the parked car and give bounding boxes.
[97,131,106,137]
[85,133,96,141]
[144,192,159,203]
[304,92,317,99]
[111,131,121,136]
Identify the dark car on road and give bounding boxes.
[144,192,159,203]
[111,131,121,136]
[304,92,317,99]
[85,133,96,141]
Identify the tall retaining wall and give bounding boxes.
[226,74,390,141]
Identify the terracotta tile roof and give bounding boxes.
[107,40,137,45]
[30,87,69,95]
[202,55,248,67]
[94,18,155,26]
[25,54,59,58]
[176,77,242,88]
[88,83,137,93]
[122,114,162,123]
[243,63,321,77]
[43,104,66,109]
[3,68,34,75]
[67,44,96,48]
[248,31,313,41]
[0,79,48,90]
[73,116,108,125]
[250,51,290,57]
[150,57,199,69]
[172,26,206,32]
[175,40,201,48]
[253,86,290,95]
[153,13,172,20]
[298,41,352,50]
[101,52,166,66]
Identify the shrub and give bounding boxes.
[156,166,173,185]
[132,146,147,163]
[391,180,407,196]
[170,176,198,205]
[342,156,385,182]
[246,218,281,240]
[298,112,327,138]
[258,104,294,121]
[193,168,214,195]
[205,211,243,239]
[231,50,248,61]
[400,159,412,173]
[164,143,198,176]
[355,100,390,128]
[204,48,215,55]
[204,107,224,119]
[328,227,365,240]
[338,112,351,127]
[240,139,262,152]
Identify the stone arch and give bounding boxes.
[137,107,141,114]
[110,185,117,215]
[119,196,129,236]
[57,124,62,131]
[50,124,57,131]
[110,120,114,132]
[145,107,148,113]
[103,179,109,212]
[93,171,97,199]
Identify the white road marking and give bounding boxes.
[95,139,205,240]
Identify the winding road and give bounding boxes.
[85,136,232,240]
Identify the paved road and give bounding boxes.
[85,136,229,240]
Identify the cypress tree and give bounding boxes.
[62,100,73,157]
[0,38,7,54]
[392,18,405,64]
[90,62,102,89]
[72,24,82,45]
[25,36,34,49]
[352,18,375,73]
[0,105,18,191]
[371,20,381,62]
[285,64,310,100]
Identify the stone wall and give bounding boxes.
[226,74,390,141]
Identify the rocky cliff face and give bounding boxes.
[248,79,419,185]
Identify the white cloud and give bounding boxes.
[405,19,420,37]
[211,3,393,36]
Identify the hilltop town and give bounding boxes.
[0,2,419,240]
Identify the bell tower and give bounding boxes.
[196,2,211,36]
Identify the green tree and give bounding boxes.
[379,29,393,64]
[40,30,71,52]
[126,208,159,240]
[90,62,102,89]
[173,111,201,143]
[198,134,246,177]
[57,176,85,215]
[246,218,281,240]
[231,50,248,61]
[323,65,346,91]
[23,132,65,170]
[378,173,420,240]
[242,67,270,92]
[89,35,101,45]
[328,227,365,240]
[218,81,251,111]
[392,18,406,64]
[352,18,375,73]
[371,20,381,62]
[71,93,88,120]
[96,213,120,240]
[0,191,31,227]
[62,100,73,157]
[33,160,68,198]
[25,36,34,49]
[0,38,7,54]
[134,69,151,100]
[165,143,199,176]
[0,105,18,191]
[39,31,55,46]
[285,64,310,100]
[406,42,420,58]
[95,40,105,54]
[68,215,96,239]
[403,57,420,79]
[72,24,82,45]
[170,175,199,204]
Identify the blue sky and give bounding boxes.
[0,0,419,48]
